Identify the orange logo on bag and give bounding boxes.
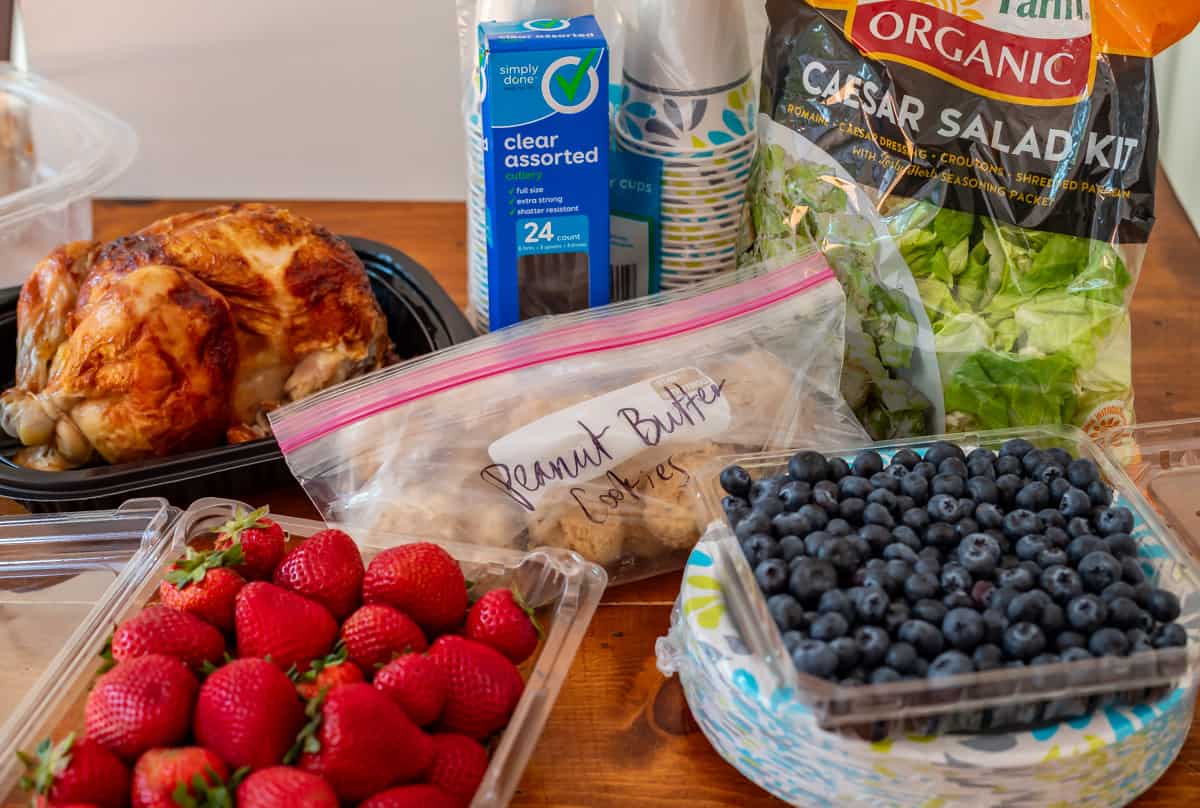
[843,0,1097,105]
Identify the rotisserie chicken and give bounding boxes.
[0,204,393,470]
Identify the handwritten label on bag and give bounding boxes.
[482,368,730,510]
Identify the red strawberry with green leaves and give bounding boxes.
[294,643,365,701]
[362,543,468,634]
[18,733,130,808]
[427,635,523,739]
[292,684,433,803]
[358,785,459,808]
[272,529,364,619]
[234,582,337,672]
[339,604,427,671]
[373,653,447,727]
[130,747,234,808]
[111,605,225,674]
[159,547,246,632]
[193,658,306,771]
[85,655,198,761]
[427,733,489,806]
[235,767,338,808]
[213,506,286,581]
[465,588,541,664]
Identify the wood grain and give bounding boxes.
[85,178,1200,806]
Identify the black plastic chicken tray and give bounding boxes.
[0,237,477,513]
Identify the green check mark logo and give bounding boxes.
[554,49,597,103]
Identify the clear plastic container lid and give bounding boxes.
[0,66,136,229]
[0,498,177,758]
[697,426,1200,735]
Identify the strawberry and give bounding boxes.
[373,653,447,727]
[18,734,130,808]
[465,588,541,664]
[235,767,338,808]
[362,543,468,634]
[130,747,231,808]
[427,733,489,806]
[294,643,365,701]
[294,684,433,803]
[358,785,459,808]
[85,655,197,761]
[159,547,246,632]
[213,506,287,581]
[234,582,337,672]
[111,605,225,674]
[340,604,427,671]
[272,528,364,619]
[193,658,306,771]
[427,636,523,739]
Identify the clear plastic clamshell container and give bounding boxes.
[698,426,1200,737]
[0,497,606,808]
[0,67,136,286]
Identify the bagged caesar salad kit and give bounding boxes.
[269,254,868,585]
[742,0,1200,440]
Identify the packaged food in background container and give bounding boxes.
[270,253,868,585]
[741,0,1200,441]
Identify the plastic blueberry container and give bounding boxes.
[696,425,1200,737]
[0,497,606,808]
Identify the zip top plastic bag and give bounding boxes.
[742,0,1200,441]
[270,254,867,585]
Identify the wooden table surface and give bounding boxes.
[90,175,1200,806]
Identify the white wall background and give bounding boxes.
[23,0,468,200]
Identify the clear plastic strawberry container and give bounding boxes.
[0,497,607,807]
[696,426,1200,737]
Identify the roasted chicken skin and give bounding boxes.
[0,204,393,469]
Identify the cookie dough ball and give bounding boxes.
[526,495,634,567]
[462,500,526,550]
[638,444,724,551]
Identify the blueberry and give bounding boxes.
[1015,482,1051,512]
[839,498,866,523]
[924,522,958,551]
[779,535,807,562]
[1147,589,1182,623]
[1088,627,1130,657]
[1055,631,1086,652]
[959,532,1001,560]
[828,457,851,481]
[1039,565,1083,603]
[1095,507,1134,536]
[863,502,895,529]
[1033,461,1064,485]
[1002,510,1043,540]
[1132,582,1154,609]
[994,475,1024,508]
[1087,480,1113,507]
[768,594,806,631]
[880,541,916,563]
[1061,647,1093,664]
[1079,551,1122,593]
[928,494,960,523]
[755,558,790,595]
[792,639,839,679]
[1066,517,1092,538]
[1100,532,1135,558]
[856,589,890,625]
[899,620,944,659]
[741,534,779,566]
[904,573,940,603]
[788,451,830,484]
[869,666,903,684]
[854,625,891,666]
[866,487,897,511]
[959,546,997,578]
[1042,603,1065,635]
[891,525,921,550]
[858,524,892,554]
[1038,509,1067,530]
[996,566,1035,592]
[985,587,1019,614]
[1004,622,1047,660]
[826,518,852,537]
[749,477,782,505]
[892,448,922,469]
[1125,628,1151,649]
[955,518,981,541]
[1067,535,1105,565]
[884,601,912,635]
[967,459,996,483]
[929,650,975,677]
[943,591,975,610]
[899,473,931,507]
[941,608,985,652]
[1044,447,1073,469]
[885,559,913,591]
[803,532,827,557]
[966,504,999,532]
[812,486,840,513]
[973,643,1004,670]
[1059,487,1092,519]
[839,476,872,500]
[1000,438,1036,459]
[1044,526,1069,547]
[1018,559,1042,578]
[1021,449,1046,475]
[912,461,937,480]
[852,450,884,478]
[1016,535,1048,562]
[1154,623,1188,648]
[782,630,805,653]
[901,507,931,533]
[941,564,973,594]
[1121,556,1147,585]
[770,512,809,540]
[956,498,977,521]
[870,473,901,495]
[734,511,773,541]
[1007,590,1051,624]
[885,641,920,674]
[914,558,941,579]
[810,612,849,641]
[1049,477,1072,501]
[912,598,947,625]
[722,494,749,515]
[818,589,856,622]
[719,465,752,498]
[830,636,861,674]
[724,502,752,530]
[817,538,859,574]
[1101,581,1136,603]
[982,609,1009,644]
[925,441,965,466]
[788,558,838,605]
[956,477,995,506]
[1107,597,1142,630]
[995,455,1023,477]
[798,504,830,532]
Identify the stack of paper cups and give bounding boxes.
[615,0,755,289]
